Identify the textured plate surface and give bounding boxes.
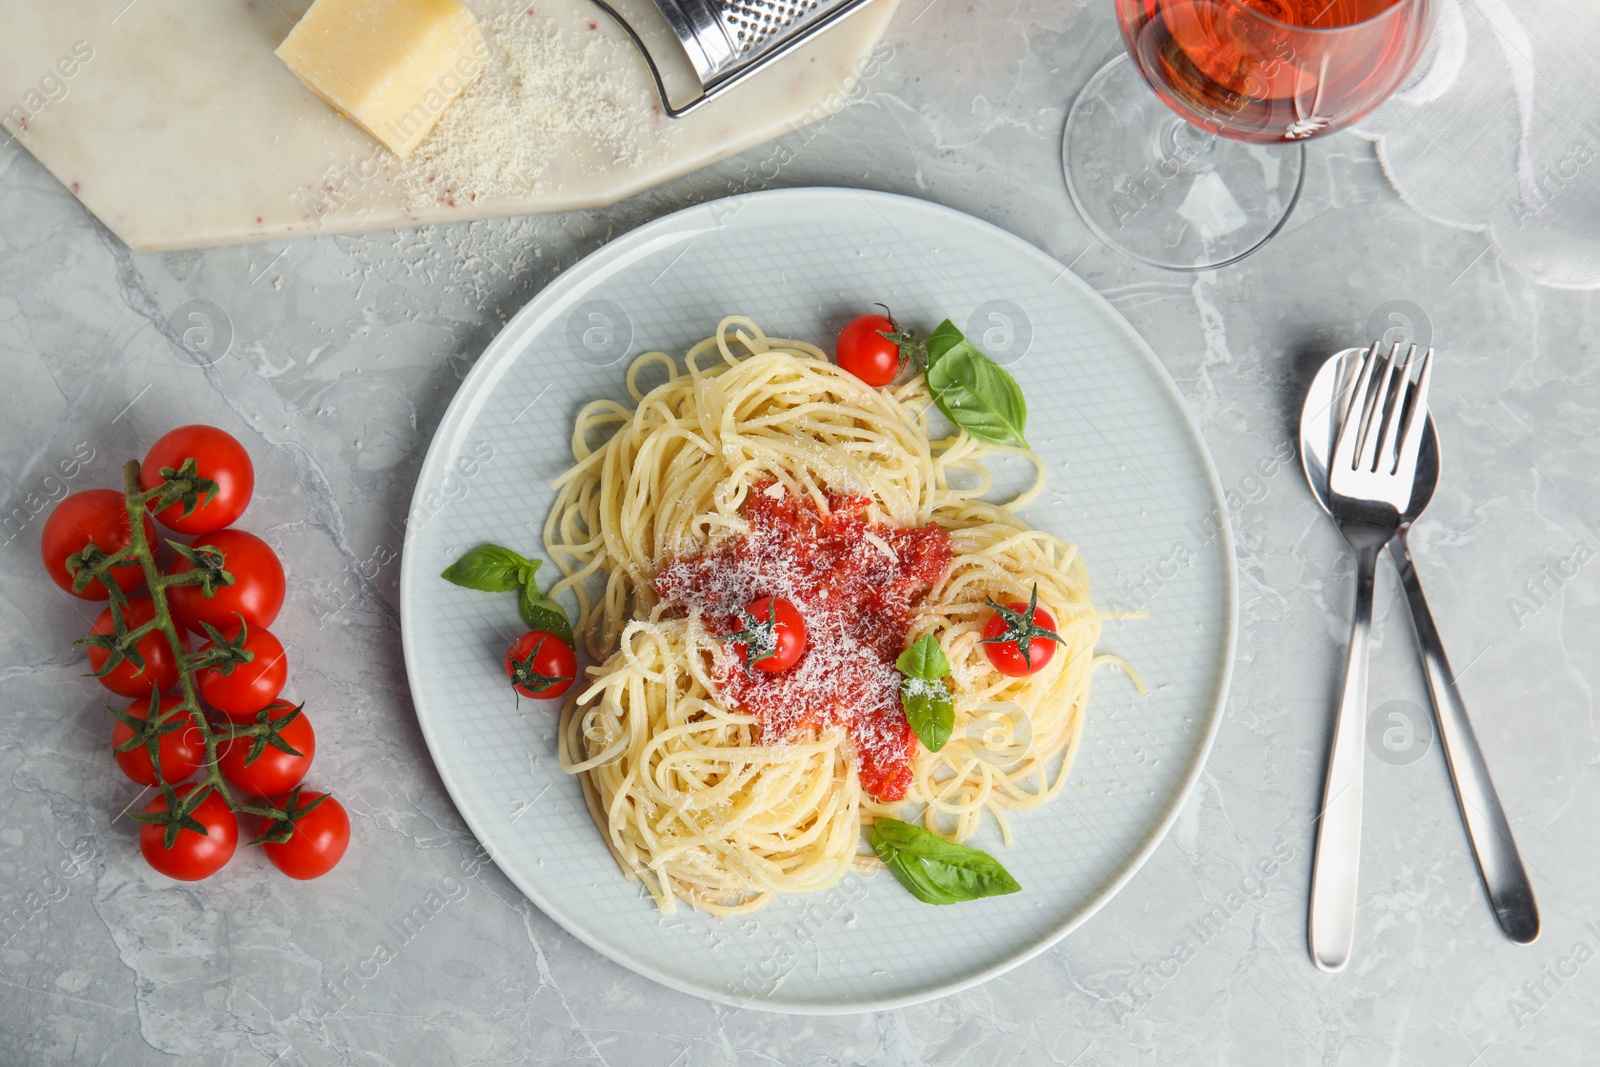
[398,188,1237,1013]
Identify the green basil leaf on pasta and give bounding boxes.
[896,633,951,680]
[902,677,954,752]
[924,318,967,370]
[441,544,533,592]
[869,818,1021,904]
[924,322,1029,449]
[518,582,574,648]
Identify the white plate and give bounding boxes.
[399,188,1237,1013]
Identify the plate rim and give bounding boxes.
[398,185,1239,1015]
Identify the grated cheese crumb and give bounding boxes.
[862,531,898,563]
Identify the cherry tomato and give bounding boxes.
[219,700,314,796]
[140,425,254,535]
[728,596,806,673]
[196,624,288,720]
[836,311,910,387]
[41,489,156,600]
[504,631,575,699]
[166,528,285,635]
[981,599,1063,677]
[138,784,238,881]
[85,597,182,698]
[112,694,205,787]
[261,792,350,880]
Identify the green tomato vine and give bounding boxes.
[73,459,318,847]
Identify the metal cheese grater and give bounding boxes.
[591,0,879,117]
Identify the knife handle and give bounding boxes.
[1390,534,1540,944]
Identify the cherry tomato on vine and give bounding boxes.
[504,631,575,699]
[41,489,156,600]
[166,528,285,635]
[260,791,350,880]
[724,596,806,674]
[219,700,314,796]
[836,310,916,387]
[138,784,238,881]
[980,590,1065,678]
[196,624,288,720]
[112,694,204,787]
[139,425,255,535]
[85,597,182,698]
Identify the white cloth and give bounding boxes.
[1356,0,1600,289]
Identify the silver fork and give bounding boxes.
[1308,341,1433,972]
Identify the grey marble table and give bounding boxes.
[2,4,1596,1065]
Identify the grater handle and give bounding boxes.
[656,0,740,81]
[589,0,881,119]
[588,0,710,117]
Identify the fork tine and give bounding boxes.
[1328,343,1376,464]
[1332,344,1380,473]
[1334,343,1377,431]
[1356,346,1399,473]
[1396,347,1434,475]
[1377,343,1416,474]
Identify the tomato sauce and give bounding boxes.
[653,487,951,801]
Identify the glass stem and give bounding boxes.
[1157,117,1218,176]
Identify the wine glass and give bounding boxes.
[1063,0,1434,270]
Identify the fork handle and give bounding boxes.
[1309,538,1377,972]
[1390,535,1540,944]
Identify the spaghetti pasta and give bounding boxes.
[551,316,1130,914]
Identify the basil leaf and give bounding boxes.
[441,544,533,592]
[896,634,951,681]
[870,818,1021,905]
[924,321,1030,448]
[902,677,953,752]
[924,319,967,370]
[518,581,574,648]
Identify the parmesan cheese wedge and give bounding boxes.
[276,0,488,159]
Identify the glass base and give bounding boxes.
[1063,54,1305,271]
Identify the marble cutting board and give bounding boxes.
[0,0,897,251]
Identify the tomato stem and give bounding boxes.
[980,584,1066,671]
[713,598,783,676]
